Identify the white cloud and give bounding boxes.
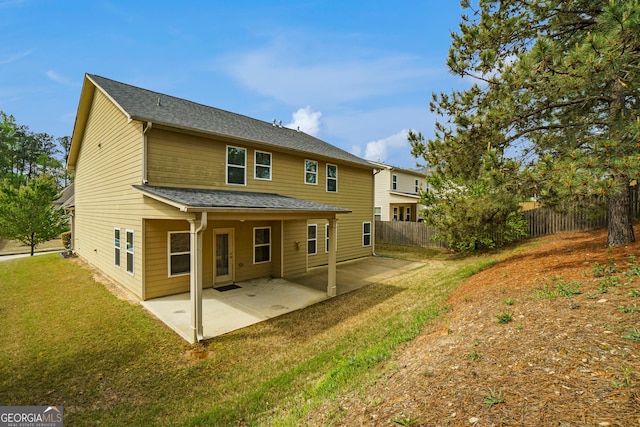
[46,70,77,86]
[216,38,438,107]
[285,106,322,136]
[0,49,33,65]
[363,129,410,164]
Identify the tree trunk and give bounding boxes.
[30,232,35,256]
[607,180,635,247]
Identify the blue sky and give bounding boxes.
[1,1,467,168]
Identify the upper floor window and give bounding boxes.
[255,151,272,180]
[305,160,318,185]
[392,174,397,190]
[415,179,419,193]
[326,164,337,192]
[308,224,317,255]
[168,231,190,277]
[227,146,246,185]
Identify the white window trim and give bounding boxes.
[415,179,419,193]
[114,228,121,268]
[363,222,372,247]
[393,207,398,221]
[304,159,318,185]
[254,150,272,181]
[406,207,411,221]
[392,174,397,190]
[326,164,338,192]
[226,145,246,186]
[125,229,134,275]
[325,224,330,253]
[168,231,190,277]
[253,226,271,264]
[307,224,317,255]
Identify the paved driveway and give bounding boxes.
[142,256,424,341]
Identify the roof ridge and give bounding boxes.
[86,74,372,168]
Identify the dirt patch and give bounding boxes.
[307,226,640,426]
[69,257,140,304]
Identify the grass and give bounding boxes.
[484,388,504,407]
[0,244,497,426]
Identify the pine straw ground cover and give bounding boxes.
[306,225,640,426]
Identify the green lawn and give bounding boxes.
[0,246,495,426]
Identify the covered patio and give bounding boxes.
[134,184,351,343]
[141,256,423,341]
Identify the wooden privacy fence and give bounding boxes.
[376,189,640,248]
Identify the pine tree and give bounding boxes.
[415,0,640,246]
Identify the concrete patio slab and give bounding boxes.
[142,278,327,341]
[141,256,424,341]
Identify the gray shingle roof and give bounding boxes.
[88,74,372,168]
[133,185,351,213]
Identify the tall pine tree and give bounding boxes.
[415,0,640,246]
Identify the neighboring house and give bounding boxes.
[67,74,375,342]
[370,161,426,222]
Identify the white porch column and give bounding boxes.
[189,212,208,343]
[327,218,337,297]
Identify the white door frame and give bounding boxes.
[213,228,235,285]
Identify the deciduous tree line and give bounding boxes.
[0,110,70,255]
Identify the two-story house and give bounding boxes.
[370,161,426,222]
[67,74,375,342]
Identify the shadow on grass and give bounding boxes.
[210,281,406,345]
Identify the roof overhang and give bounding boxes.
[388,190,421,200]
[133,185,352,216]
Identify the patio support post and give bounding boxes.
[327,218,337,297]
[189,212,208,343]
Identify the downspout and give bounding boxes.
[142,122,152,184]
[372,168,379,256]
[190,211,208,343]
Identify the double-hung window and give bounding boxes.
[126,230,134,274]
[415,179,419,193]
[363,222,372,247]
[227,146,246,185]
[307,224,317,255]
[325,224,330,253]
[168,232,190,276]
[255,151,271,180]
[392,174,397,190]
[305,160,317,184]
[326,164,337,192]
[406,207,411,222]
[114,228,121,267]
[254,227,271,263]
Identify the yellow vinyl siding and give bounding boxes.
[144,219,287,298]
[73,89,145,298]
[144,219,194,299]
[282,220,309,276]
[75,99,372,301]
[146,127,374,266]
